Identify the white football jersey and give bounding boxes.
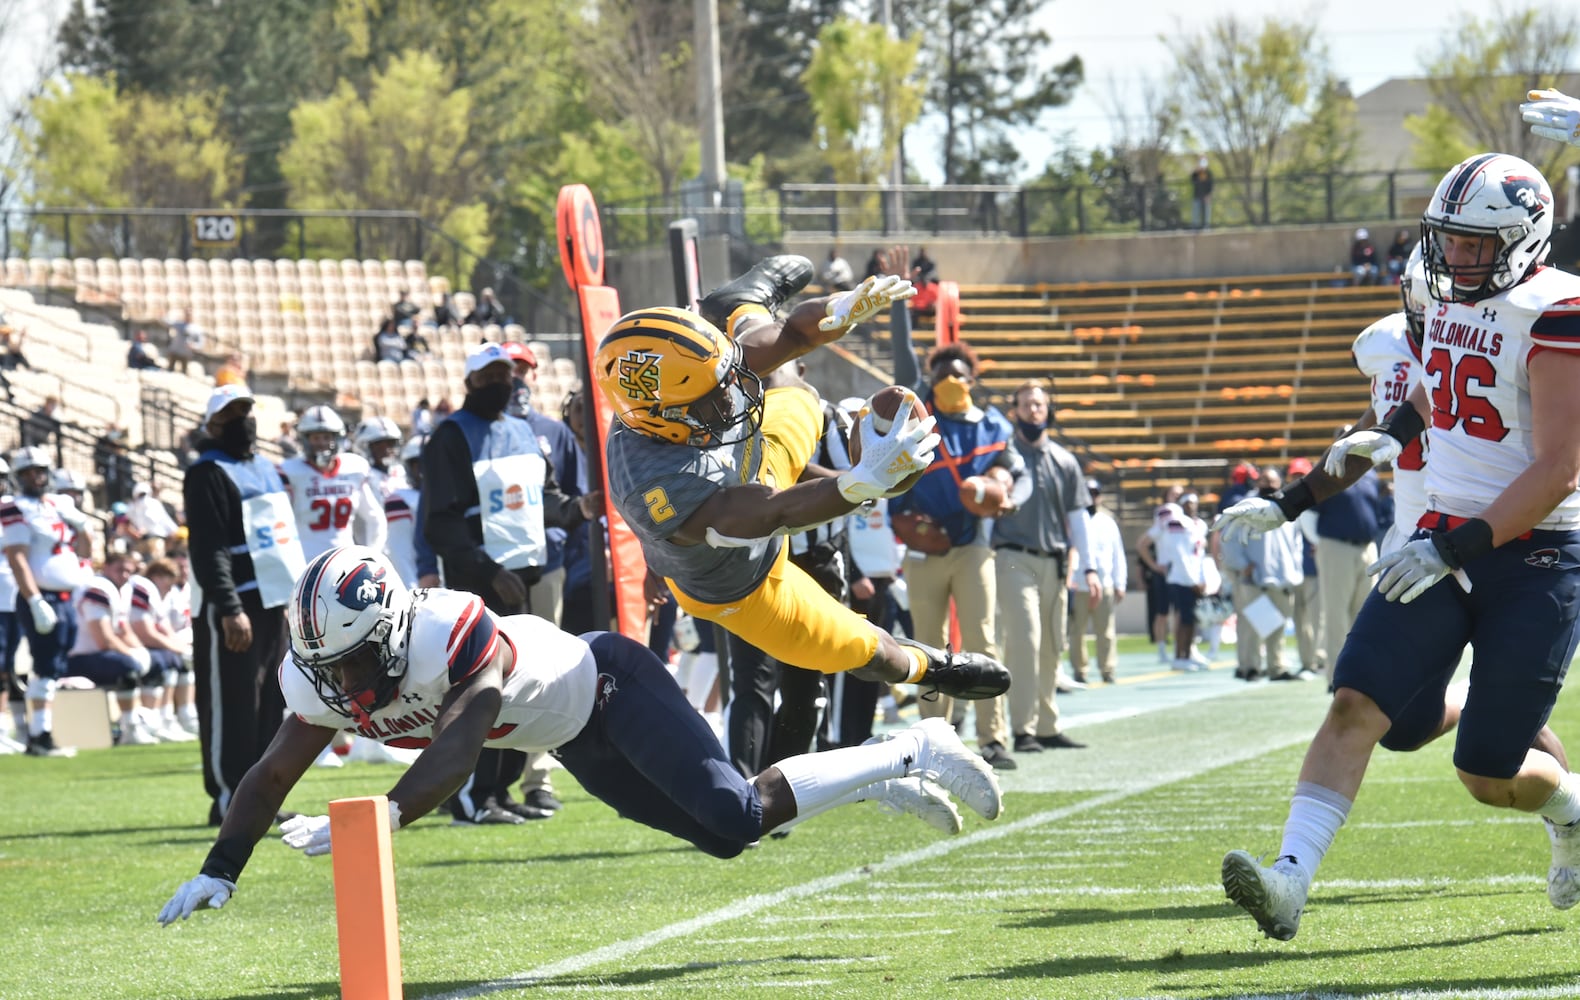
[368,463,409,501]
[68,574,127,656]
[126,573,167,628]
[280,587,597,752]
[1352,311,1427,538]
[1161,515,1209,588]
[1420,267,1580,529]
[0,493,86,592]
[278,453,388,561]
[383,486,421,586]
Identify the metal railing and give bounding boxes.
[596,169,1452,247]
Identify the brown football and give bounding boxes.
[847,385,930,497]
[958,475,1008,517]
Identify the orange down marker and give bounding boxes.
[330,795,403,999]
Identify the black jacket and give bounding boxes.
[182,438,254,617]
[420,412,586,596]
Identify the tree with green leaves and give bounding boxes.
[1165,13,1336,225]
[902,0,1081,184]
[801,18,923,184]
[17,73,241,255]
[277,51,488,276]
[1404,5,1580,182]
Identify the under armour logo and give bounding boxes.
[1482,307,1497,322]
[402,691,423,704]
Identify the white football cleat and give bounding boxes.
[1546,818,1580,910]
[869,776,963,835]
[905,717,1002,820]
[1221,850,1306,940]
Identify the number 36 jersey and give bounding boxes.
[278,453,388,562]
[1419,266,1580,529]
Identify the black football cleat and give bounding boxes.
[698,254,814,336]
[896,638,1012,701]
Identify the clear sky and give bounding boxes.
[909,0,1499,183]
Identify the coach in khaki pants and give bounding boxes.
[993,383,1096,754]
[905,542,1008,758]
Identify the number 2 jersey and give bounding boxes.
[1352,310,1426,536]
[280,587,596,752]
[1419,266,1580,529]
[277,453,387,562]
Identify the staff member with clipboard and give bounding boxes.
[183,384,307,825]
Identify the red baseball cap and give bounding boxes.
[502,341,538,368]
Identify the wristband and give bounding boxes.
[1376,404,1426,445]
[1269,478,1316,521]
[200,835,255,884]
[1429,517,1494,570]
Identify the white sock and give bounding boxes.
[1273,781,1353,891]
[1540,772,1580,826]
[31,708,51,737]
[771,739,915,823]
[770,780,899,833]
[684,652,718,711]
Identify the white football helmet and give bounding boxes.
[297,405,347,468]
[355,416,403,469]
[288,545,413,719]
[1399,240,1431,344]
[50,468,85,493]
[1421,152,1553,303]
[11,447,49,474]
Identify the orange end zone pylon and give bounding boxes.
[330,795,402,1000]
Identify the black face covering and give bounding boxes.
[219,417,257,458]
[1015,418,1045,441]
[464,382,513,418]
[1259,486,1278,498]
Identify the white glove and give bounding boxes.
[1369,537,1451,604]
[280,801,402,857]
[1522,88,1580,146]
[836,411,939,503]
[157,874,236,926]
[26,594,56,635]
[280,813,332,856]
[1323,430,1401,477]
[818,274,917,332]
[1213,497,1287,545]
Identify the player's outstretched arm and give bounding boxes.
[158,715,333,924]
[383,657,505,824]
[1522,89,1580,147]
[737,275,916,375]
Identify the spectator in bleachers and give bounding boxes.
[909,265,940,320]
[0,312,30,371]
[465,287,506,326]
[863,248,884,282]
[433,397,454,420]
[433,290,461,330]
[1191,157,1214,230]
[274,418,300,460]
[214,353,247,388]
[21,396,59,448]
[411,398,434,436]
[168,310,207,374]
[401,319,431,359]
[95,425,134,507]
[391,288,420,326]
[127,329,161,371]
[1350,228,1380,286]
[128,481,180,559]
[373,319,408,363]
[911,247,937,283]
[1385,228,1413,283]
[820,249,855,291]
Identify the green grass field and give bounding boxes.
[6,651,1580,1000]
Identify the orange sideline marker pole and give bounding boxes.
[330,795,403,1000]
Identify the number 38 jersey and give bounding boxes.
[278,453,387,562]
[1420,266,1580,529]
[1352,311,1426,535]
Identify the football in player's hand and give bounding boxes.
[848,385,930,496]
[959,475,1008,517]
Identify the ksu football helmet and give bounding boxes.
[288,546,413,719]
[1421,152,1553,303]
[593,306,764,447]
[298,405,347,468]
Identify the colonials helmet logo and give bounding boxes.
[1502,175,1550,219]
[337,562,387,610]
